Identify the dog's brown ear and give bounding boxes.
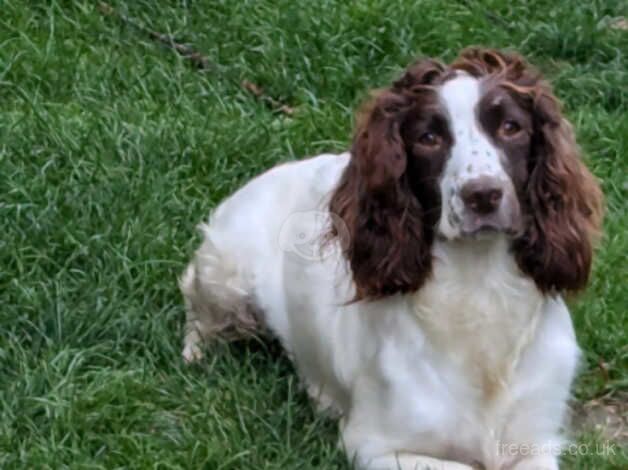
[513,86,603,293]
[352,91,408,191]
[329,91,431,301]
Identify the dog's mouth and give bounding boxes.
[461,224,500,238]
[459,217,522,239]
[438,195,524,241]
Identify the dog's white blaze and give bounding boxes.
[437,73,509,239]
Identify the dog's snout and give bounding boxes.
[460,177,503,215]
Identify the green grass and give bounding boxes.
[1,0,626,468]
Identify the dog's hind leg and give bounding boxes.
[179,232,259,363]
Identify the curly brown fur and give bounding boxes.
[329,48,603,300]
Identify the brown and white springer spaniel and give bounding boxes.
[180,49,603,470]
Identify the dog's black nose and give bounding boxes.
[460,177,503,214]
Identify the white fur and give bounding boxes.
[180,152,578,470]
[438,74,516,240]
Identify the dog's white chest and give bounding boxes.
[411,238,544,395]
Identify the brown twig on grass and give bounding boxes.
[241,80,295,115]
[98,2,295,115]
[98,2,211,70]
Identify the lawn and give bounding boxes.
[0,0,626,468]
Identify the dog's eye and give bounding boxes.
[418,132,441,147]
[500,119,522,137]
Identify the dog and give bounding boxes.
[179,48,603,469]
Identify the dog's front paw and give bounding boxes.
[182,342,204,363]
[509,456,558,470]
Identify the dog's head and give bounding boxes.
[330,48,603,300]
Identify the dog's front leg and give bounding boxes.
[358,453,476,470]
[507,455,558,470]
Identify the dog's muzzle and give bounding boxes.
[458,176,521,237]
